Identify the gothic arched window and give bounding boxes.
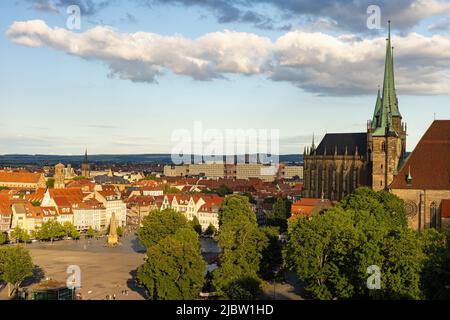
[430,202,438,229]
[381,142,386,152]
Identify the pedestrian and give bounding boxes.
[113,294,116,300]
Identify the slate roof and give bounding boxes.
[314,132,367,156]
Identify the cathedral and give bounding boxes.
[303,22,407,201]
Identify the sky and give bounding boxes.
[0,0,449,155]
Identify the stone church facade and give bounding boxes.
[303,23,407,201]
[390,120,450,230]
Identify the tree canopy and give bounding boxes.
[265,198,290,233]
[38,220,65,242]
[204,223,217,237]
[213,195,267,299]
[86,226,95,238]
[11,226,30,243]
[284,188,426,300]
[62,222,80,239]
[190,216,202,235]
[0,245,33,296]
[46,178,55,189]
[138,209,189,248]
[137,227,206,300]
[0,232,7,245]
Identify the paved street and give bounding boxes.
[261,271,305,300]
[0,234,147,300]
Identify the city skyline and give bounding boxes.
[1,0,450,155]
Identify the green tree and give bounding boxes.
[259,226,282,280]
[420,229,450,299]
[11,226,30,244]
[216,185,233,197]
[138,209,189,248]
[62,222,80,239]
[137,227,206,300]
[266,198,289,233]
[226,277,261,300]
[0,245,33,297]
[243,193,256,204]
[213,195,267,299]
[218,195,256,226]
[117,226,124,237]
[204,224,217,237]
[46,178,55,189]
[0,232,7,245]
[284,208,360,300]
[38,220,64,243]
[340,187,407,230]
[284,188,424,300]
[86,226,95,238]
[163,185,182,194]
[191,216,202,235]
[30,200,41,207]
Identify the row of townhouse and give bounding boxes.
[127,193,224,231]
[0,186,127,236]
[161,194,224,230]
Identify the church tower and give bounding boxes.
[368,21,407,191]
[54,163,65,189]
[81,149,91,178]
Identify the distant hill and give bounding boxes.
[0,154,303,166]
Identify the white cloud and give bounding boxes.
[6,20,450,95]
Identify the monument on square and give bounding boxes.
[107,212,119,247]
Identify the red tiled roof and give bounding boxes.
[25,188,46,202]
[0,195,12,215]
[0,172,43,183]
[66,179,95,191]
[390,120,450,190]
[98,189,120,199]
[291,198,332,217]
[49,188,84,199]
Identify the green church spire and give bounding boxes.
[373,21,401,136]
[371,87,382,128]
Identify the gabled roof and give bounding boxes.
[390,120,450,190]
[49,188,84,200]
[0,172,43,183]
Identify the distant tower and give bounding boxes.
[81,149,91,178]
[54,163,65,189]
[367,21,406,191]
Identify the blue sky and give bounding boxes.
[0,0,449,155]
